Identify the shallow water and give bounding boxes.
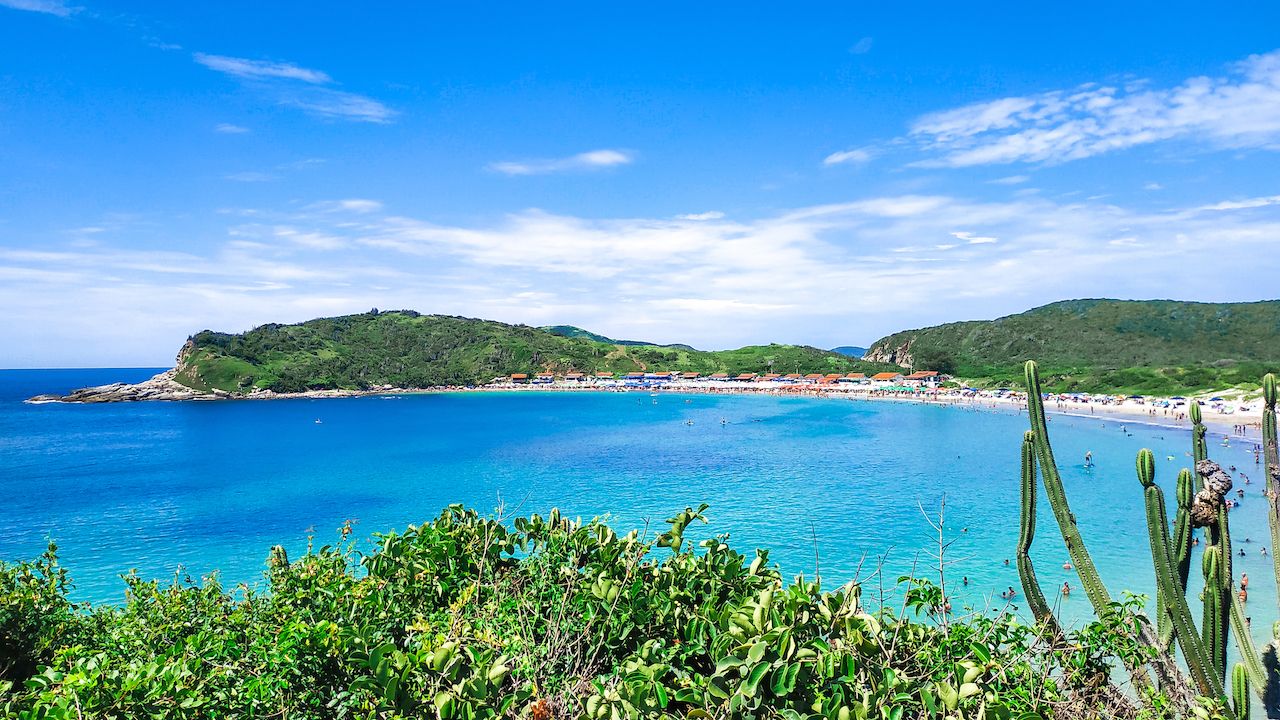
[2,369,1275,644]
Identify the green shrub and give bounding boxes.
[0,507,1228,719]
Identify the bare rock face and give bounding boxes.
[26,370,211,403]
[863,339,914,367]
[1190,459,1234,527]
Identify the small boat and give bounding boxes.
[314,419,323,424]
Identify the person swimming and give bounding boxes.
[1061,582,1071,596]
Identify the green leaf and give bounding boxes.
[742,662,769,696]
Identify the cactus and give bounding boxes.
[1204,545,1228,680]
[1022,362,1113,616]
[1160,467,1197,649]
[1017,363,1280,716]
[1188,399,1233,684]
[1138,448,1224,698]
[1016,431,1057,630]
[1174,469,1195,587]
[1192,400,1209,466]
[1235,662,1252,720]
[1265,375,1280,610]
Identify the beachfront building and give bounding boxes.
[784,373,803,382]
[903,371,942,388]
[510,373,530,384]
[564,372,586,383]
[870,372,904,387]
[533,373,556,384]
[734,373,757,382]
[680,372,700,380]
[838,373,868,384]
[801,373,823,384]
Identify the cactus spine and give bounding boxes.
[1017,431,1057,630]
[1138,449,1224,699]
[1023,361,1113,616]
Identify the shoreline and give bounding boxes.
[26,370,1264,438]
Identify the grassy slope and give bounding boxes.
[865,299,1280,394]
[175,310,894,393]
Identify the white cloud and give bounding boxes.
[282,88,395,123]
[823,147,873,166]
[215,123,250,134]
[950,231,998,244]
[676,211,725,221]
[309,199,384,213]
[0,0,74,16]
[1191,194,1280,212]
[909,49,1280,166]
[223,171,278,183]
[194,53,331,83]
[1144,182,1164,191]
[488,149,634,176]
[193,53,394,123]
[7,188,1280,364]
[989,175,1030,185]
[849,37,873,55]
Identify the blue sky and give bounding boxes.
[3,2,1280,366]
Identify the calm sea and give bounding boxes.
[1,368,1274,636]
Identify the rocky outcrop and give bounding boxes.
[862,338,913,368]
[26,370,216,403]
[27,370,412,403]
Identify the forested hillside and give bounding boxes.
[864,299,1280,393]
[174,310,890,393]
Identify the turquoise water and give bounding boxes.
[2,369,1276,638]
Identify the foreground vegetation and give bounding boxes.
[9,360,1280,717]
[175,311,893,393]
[0,506,1210,719]
[864,300,1280,394]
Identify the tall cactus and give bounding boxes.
[1161,467,1197,649]
[1192,400,1209,465]
[1235,662,1253,720]
[1174,468,1195,588]
[1017,431,1057,630]
[1138,448,1224,699]
[1188,398,1234,683]
[1018,362,1280,716]
[1204,545,1229,680]
[1022,361,1113,616]
[1264,375,1280,611]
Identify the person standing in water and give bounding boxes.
[1084,450,1094,468]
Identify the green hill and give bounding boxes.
[174,310,892,393]
[539,324,697,351]
[864,299,1280,394]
